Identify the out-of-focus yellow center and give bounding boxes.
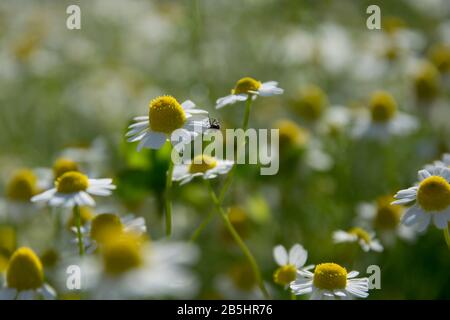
[375,196,403,230]
[149,95,186,134]
[417,176,450,212]
[276,120,309,148]
[40,249,59,268]
[53,158,79,179]
[293,85,328,121]
[6,169,38,202]
[232,77,261,95]
[273,264,297,286]
[429,44,450,74]
[90,213,124,245]
[414,63,440,101]
[369,91,397,123]
[0,225,17,257]
[313,263,347,290]
[67,207,94,230]
[228,263,256,292]
[55,172,89,194]
[189,155,217,174]
[348,227,371,244]
[6,247,44,291]
[102,235,143,276]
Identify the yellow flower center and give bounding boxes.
[0,225,17,257]
[273,264,297,286]
[414,63,440,101]
[6,247,44,291]
[102,235,143,276]
[6,169,38,202]
[417,176,450,212]
[67,206,94,230]
[313,263,347,290]
[55,172,89,194]
[232,77,261,95]
[348,227,371,244]
[228,263,256,292]
[429,44,450,74]
[53,158,79,179]
[149,95,186,134]
[276,120,310,148]
[369,91,397,123]
[375,196,402,230]
[189,155,217,174]
[293,85,328,121]
[90,213,124,245]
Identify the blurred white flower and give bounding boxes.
[333,227,384,252]
[173,155,233,185]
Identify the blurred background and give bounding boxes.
[0,0,450,299]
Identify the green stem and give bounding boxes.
[444,227,450,250]
[190,210,216,242]
[165,159,174,237]
[290,290,297,300]
[206,180,270,299]
[74,205,84,256]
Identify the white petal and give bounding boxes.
[181,100,196,109]
[288,244,308,268]
[140,131,167,150]
[31,189,57,203]
[273,245,288,266]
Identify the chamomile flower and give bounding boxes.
[333,227,384,252]
[357,196,417,243]
[425,153,450,170]
[291,85,328,123]
[290,263,369,300]
[75,213,147,253]
[31,171,115,208]
[79,233,199,299]
[126,96,209,151]
[0,247,56,300]
[172,155,234,185]
[392,166,450,231]
[352,90,418,140]
[273,244,308,287]
[215,77,283,109]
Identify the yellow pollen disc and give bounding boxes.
[414,63,440,101]
[417,176,450,212]
[313,263,347,290]
[53,158,79,179]
[273,264,297,286]
[55,172,89,194]
[275,120,309,148]
[149,95,186,134]
[293,85,328,121]
[375,196,403,230]
[67,206,94,230]
[382,16,406,34]
[102,235,143,276]
[6,247,44,291]
[0,225,17,257]
[429,44,450,74]
[228,263,256,292]
[6,169,38,202]
[90,213,124,245]
[189,155,217,174]
[348,227,371,244]
[232,77,262,95]
[369,91,397,123]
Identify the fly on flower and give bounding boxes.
[215,77,283,109]
[126,96,209,152]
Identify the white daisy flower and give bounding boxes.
[31,171,115,208]
[0,247,56,300]
[74,213,147,253]
[333,227,384,252]
[392,166,450,231]
[78,234,199,299]
[352,90,418,140]
[273,244,308,287]
[126,96,209,151]
[356,196,417,244]
[172,155,234,185]
[216,77,283,109]
[290,263,369,300]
